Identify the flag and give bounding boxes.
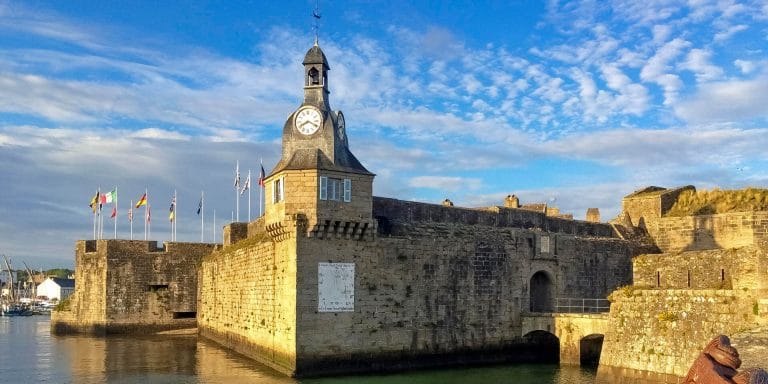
[110,206,116,219]
[196,198,202,215]
[258,164,266,187]
[169,197,176,222]
[101,189,116,204]
[234,162,240,187]
[240,173,251,196]
[147,205,151,223]
[89,191,100,213]
[128,207,133,222]
[136,193,147,208]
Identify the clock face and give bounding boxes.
[294,107,322,135]
[337,111,346,141]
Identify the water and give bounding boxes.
[0,316,611,384]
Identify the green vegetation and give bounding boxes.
[54,296,72,312]
[14,268,74,282]
[666,188,768,217]
[607,285,636,302]
[657,311,679,322]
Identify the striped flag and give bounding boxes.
[258,164,266,187]
[234,161,240,187]
[135,193,147,208]
[101,189,116,204]
[240,173,251,196]
[89,191,100,213]
[169,197,176,222]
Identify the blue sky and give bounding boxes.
[1,0,768,267]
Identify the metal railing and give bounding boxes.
[555,297,610,313]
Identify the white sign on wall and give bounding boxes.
[540,236,550,254]
[318,262,355,312]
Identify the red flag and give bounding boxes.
[110,206,116,219]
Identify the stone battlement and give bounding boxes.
[52,239,216,335]
[373,196,615,238]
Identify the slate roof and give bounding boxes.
[303,44,329,68]
[272,148,372,175]
[50,277,75,288]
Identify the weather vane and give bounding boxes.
[312,0,321,45]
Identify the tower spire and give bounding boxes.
[312,0,321,44]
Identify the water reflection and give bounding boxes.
[0,317,664,384]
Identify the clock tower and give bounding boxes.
[263,42,375,241]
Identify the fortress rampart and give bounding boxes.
[52,240,215,335]
[196,197,634,376]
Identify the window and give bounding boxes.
[273,177,284,203]
[319,176,351,202]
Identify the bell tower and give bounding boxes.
[302,41,330,110]
[263,42,376,241]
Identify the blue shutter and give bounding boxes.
[319,176,327,200]
[343,179,351,202]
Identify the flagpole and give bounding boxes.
[99,186,103,240]
[144,188,148,241]
[130,200,134,240]
[200,191,204,243]
[174,189,178,242]
[93,188,98,240]
[213,209,216,244]
[248,169,252,222]
[259,157,264,217]
[114,186,118,239]
[235,161,240,222]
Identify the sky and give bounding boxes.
[1,0,768,268]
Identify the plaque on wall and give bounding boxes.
[540,236,550,254]
[318,262,355,312]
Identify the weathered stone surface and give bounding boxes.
[52,240,215,335]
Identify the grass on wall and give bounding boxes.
[665,188,768,217]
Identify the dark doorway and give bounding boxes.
[580,334,604,367]
[530,271,554,312]
[522,330,560,363]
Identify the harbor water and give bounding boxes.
[0,316,620,384]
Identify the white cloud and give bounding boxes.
[680,48,723,82]
[640,38,690,104]
[714,24,748,42]
[734,59,756,74]
[408,176,482,192]
[675,76,768,123]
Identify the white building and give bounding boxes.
[36,277,75,301]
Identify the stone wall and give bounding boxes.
[373,197,615,238]
[621,186,694,233]
[265,169,374,233]
[633,246,767,292]
[195,197,635,377]
[289,214,633,376]
[52,240,214,334]
[599,288,760,378]
[652,212,768,253]
[197,234,297,375]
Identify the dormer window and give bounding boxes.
[309,67,320,85]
